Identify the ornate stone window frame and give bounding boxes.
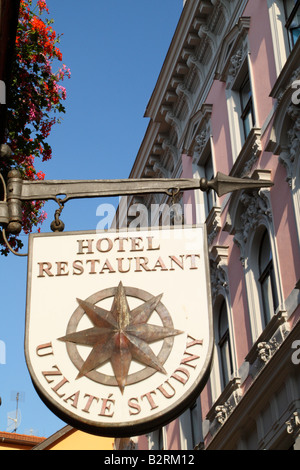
[186,104,223,236]
[224,172,284,343]
[208,246,238,403]
[286,411,300,440]
[230,127,262,178]
[245,307,289,383]
[267,0,296,75]
[205,376,242,438]
[215,17,259,165]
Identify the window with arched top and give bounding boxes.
[244,221,282,341]
[225,188,283,343]
[209,251,236,399]
[258,229,279,328]
[239,74,255,142]
[217,299,233,389]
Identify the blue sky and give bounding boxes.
[0,1,183,438]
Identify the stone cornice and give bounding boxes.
[129,0,249,183]
[145,0,202,122]
[129,121,161,178]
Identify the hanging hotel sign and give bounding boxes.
[25,225,213,437]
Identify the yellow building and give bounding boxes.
[0,426,114,451]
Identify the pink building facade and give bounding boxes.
[117,0,300,450]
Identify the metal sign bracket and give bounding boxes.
[0,168,274,236]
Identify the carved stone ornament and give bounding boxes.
[279,104,300,186]
[165,111,183,141]
[153,161,170,179]
[215,401,233,425]
[214,16,251,84]
[176,83,193,112]
[210,258,228,300]
[189,104,213,163]
[146,155,171,180]
[233,190,272,262]
[162,139,180,169]
[209,245,229,301]
[206,207,222,246]
[226,41,248,89]
[286,411,300,435]
[291,66,300,84]
[228,47,244,78]
[257,338,279,363]
[206,376,242,438]
[195,129,209,154]
[231,128,262,178]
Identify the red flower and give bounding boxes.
[37,0,49,14]
[0,0,70,255]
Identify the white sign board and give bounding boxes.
[25,226,213,436]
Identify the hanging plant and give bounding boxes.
[0,0,70,255]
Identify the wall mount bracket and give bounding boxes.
[0,168,274,235]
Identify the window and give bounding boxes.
[258,230,279,327]
[189,399,202,448]
[226,61,257,160]
[226,189,283,342]
[158,428,164,450]
[149,428,165,450]
[218,300,233,388]
[215,17,252,160]
[284,0,300,49]
[239,74,255,141]
[267,0,299,75]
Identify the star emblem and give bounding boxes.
[58,282,183,393]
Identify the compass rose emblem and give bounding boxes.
[59,282,183,393]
